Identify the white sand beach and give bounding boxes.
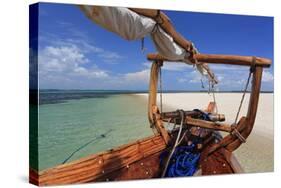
[137,93,274,173]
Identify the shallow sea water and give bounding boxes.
[36,92,153,171]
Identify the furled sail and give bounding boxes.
[79,5,217,84]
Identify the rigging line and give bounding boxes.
[200,78,205,89]
[141,37,147,53]
[159,64,163,113]
[161,110,185,177]
[177,129,190,147]
[62,129,113,164]
[211,82,218,114]
[233,68,253,126]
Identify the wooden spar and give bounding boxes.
[185,117,232,133]
[129,8,193,52]
[148,62,160,124]
[147,53,272,67]
[162,116,231,133]
[148,61,170,144]
[129,8,218,83]
[152,106,170,144]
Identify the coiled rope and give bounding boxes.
[163,145,200,177]
[160,109,212,177]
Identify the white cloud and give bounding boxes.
[123,69,150,83]
[39,36,124,64]
[60,39,124,63]
[98,51,123,63]
[262,71,274,82]
[39,45,89,72]
[183,70,204,84]
[209,64,247,71]
[177,78,188,83]
[38,43,109,89]
[143,62,193,71]
[38,41,151,89]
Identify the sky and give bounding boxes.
[36,3,274,91]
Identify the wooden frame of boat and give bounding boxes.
[30,52,271,186]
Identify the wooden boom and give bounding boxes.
[147,53,271,67]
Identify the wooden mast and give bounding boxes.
[148,61,170,144]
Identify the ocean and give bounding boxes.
[33,90,154,171]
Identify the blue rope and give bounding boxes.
[193,109,211,121]
[160,109,212,177]
[161,145,200,177]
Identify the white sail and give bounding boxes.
[79,5,215,82]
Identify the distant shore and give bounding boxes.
[37,89,274,94]
[136,92,274,173]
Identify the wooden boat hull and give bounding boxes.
[30,131,242,186]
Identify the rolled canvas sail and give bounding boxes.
[79,6,155,40]
[79,5,211,79]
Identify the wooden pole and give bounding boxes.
[148,61,170,144]
[147,53,271,67]
[148,61,161,124]
[185,117,231,132]
[129,8,193,52]
[162,116,231,133]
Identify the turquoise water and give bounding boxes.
[36,93,154,171]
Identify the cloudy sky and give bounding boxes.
[36,3,273,91]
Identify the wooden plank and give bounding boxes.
[206,102,216,113]
[152,105,170,144]
[200,147,235,175]
[185,117,232,133]
[148,62,161,124]
[147,53,271,67]
[94,152,163,182]
[35,134,167,186]
[147,61,170,144]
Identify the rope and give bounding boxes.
[193,109,211,121]
[62,129,112,164]
[162,145,200,177]
[160,109,215,177]
[230,57,256,143]
[141,37,145,53]
[231,128,246,143]
[207,80,218,114]
[161,110,185,177]
[159,64,163,113]
[200,78,205,89]
[233,57,256,126]
[154,10,164,24]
